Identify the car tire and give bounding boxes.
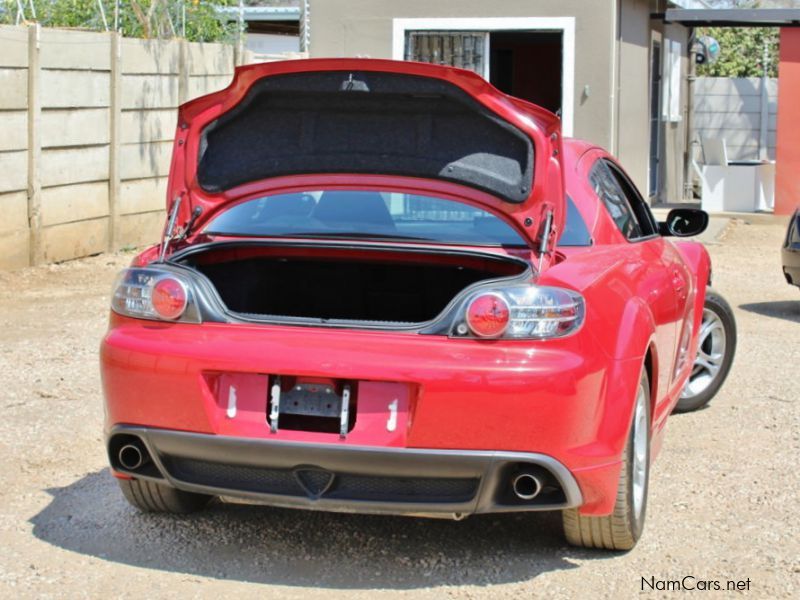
[675,288,736,413]
[562,370,650,551]
[118,478,212,513]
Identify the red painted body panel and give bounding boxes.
[558,138,710,459]
[101,60,713,518]
[102,312,632,514]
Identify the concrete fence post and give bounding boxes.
[27,24,43,265]
[109,31,122,251]
[178,39,190,106]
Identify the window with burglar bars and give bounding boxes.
[400,196,474,222]
[404,31,488,77]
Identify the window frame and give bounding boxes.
[591,158,660,243]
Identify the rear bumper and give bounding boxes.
[102,314,642,515]
[110,425,582,517]
[783,261,800,287]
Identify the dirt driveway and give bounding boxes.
[0,218,798,598]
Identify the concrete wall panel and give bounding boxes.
[0,191,29,233]
[119,177,168,215]
[42,108,110,148]
[41,217,109,263]
[119,141,172,180]
[41,146,109,188]
[42,70,110,108]
[118,211,163,249]
[121,109,177,144]
[0,112,27,152]
[0,68,28,109]
[0,151,28,193]
[121,38,181,74]
[121,75,178,109]
[40,29,111,70]
[41,181,109,227]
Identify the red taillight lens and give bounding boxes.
[112,268,200,323]
[151,277,187,320]
[466,293,510,338]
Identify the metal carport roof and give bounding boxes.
[662,8,800,27]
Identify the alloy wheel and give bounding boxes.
[631,382,648,520]
[681,308,727,399]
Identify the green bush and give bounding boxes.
[697,27,779,78]
[0,0,238,43]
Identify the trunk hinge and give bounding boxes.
[174,206,203,244]
[158,196,203,260]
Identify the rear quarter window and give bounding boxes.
[558,196,592,247]
[589,161,643,240]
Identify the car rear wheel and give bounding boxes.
[562,370,650,551]
[675,288,736,413]
[118,478,212,513]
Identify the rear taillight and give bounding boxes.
[465,293,510,338]
[111,268,200,323]
[453,285,584,340]
[151,278,188,320]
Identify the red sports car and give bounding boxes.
[101,59,736,550]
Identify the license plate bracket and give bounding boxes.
[280,382,342,418]
[268,376,356,436]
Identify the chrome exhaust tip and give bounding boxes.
[118,443,147,471]
[512,472,543,500]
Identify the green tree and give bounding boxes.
[0,0,238,43]
[696,27,779,77]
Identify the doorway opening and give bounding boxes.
[649,40,663,199]
[489,31,563,117]
[396,17,575,135]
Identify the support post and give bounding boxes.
[759,40,770,162]
[109,31,122,250]
[684,29,698,202]
[235,0,245,66]
[178,38,190,105]
[27,24,42,265]
[300,0,311,54]
[775,28,800,215]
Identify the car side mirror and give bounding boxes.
[659,208,709,238]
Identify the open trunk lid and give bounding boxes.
[166,58,566,259]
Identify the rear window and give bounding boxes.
[204,190,528,247]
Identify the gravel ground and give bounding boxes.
[0,217,798,599]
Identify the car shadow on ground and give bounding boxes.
[30,469,603,590]
[739,300,800,323]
